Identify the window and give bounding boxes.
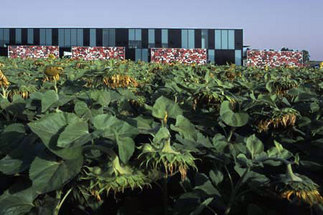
[181,30,188,48]
[228,30,235,50]
[201,29,208,49]
[181,29,194,48]
[27,29,33,44]
[188,29,194,48]
[215,30,221,49]
[40,29,52,45]
[135,48,149,62]
[0,29,9,47]
[58,29,64,47]
[15,29,22,44]
[40,29,46,45]
[161,29,168,48]
[221,30,228,49]
[103,29,115,46]
[208,49,215,63]
[90,29,96,46]
[129,29,141,48]
[71,29,77,46]
[148,29,155,48]
[235,50,242,65]
[77,29,83,46]
[65,29,71,47]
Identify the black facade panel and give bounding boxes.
[22,28,27,45]
[9,29,15,45]
[116,28,128,47]
[215,50,235,65]
[208,29,214,49]
[235,29,243,50]
[52,28,58,45]
[96,29,102,46]
[195,29,201,48]
[142,29,148,48]
[126,48,135,61]
[0,47,8,56]
[168,29,181,48]
[34,28,40,45]
[83,29,90,46]
[155,29,161,48]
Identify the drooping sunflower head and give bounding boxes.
[80,155,151,198]
[102,74,139,89]
[43,66,64,82]
[48,54,56,60]
[276,175,323,206]
[273,164,323,206]
[257,108,299,132]
[139,139,197,181]
[0,70,10,87]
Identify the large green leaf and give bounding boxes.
[170,115,197,141]
[220,101,249,127]
[116,136,135,164]
[29,156,83,194]
[57,120,90,148]
[0,187,35,215]
[92,114,138,140]
[151,96,183,120]
[41,90,59,113]
[246,134,264,158]
[28,112,86,159]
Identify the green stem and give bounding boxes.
[224,167,250,215]
[54,188,73,215]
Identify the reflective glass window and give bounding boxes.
[221,30,228,49]
[235,50,242,65]
[65,29,71,47]
[90,29,96,46]
[208,49,215,63]
[77,29,83,46]
[0,29,3,46]
[161,29,168,48]
[58,29,65,47]
[27,29,33,44]
[228,30,235,50]
[201,29,208,49]
[215,30,221,49]
[142,49,148,62]
[148,29,155,48]
[40,29,46,45]
[181,30,188,48]
[71,29,77,46]
[46,29,52,45]
[15,28,22,44]
[188,29,194,48]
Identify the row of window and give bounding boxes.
[0,28,241,50]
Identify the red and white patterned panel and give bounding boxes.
[247,50,303,68]
[71,47,125,60]
[8,46,59,59]
[151,48,207,65]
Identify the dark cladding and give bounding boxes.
[0,28,243,65]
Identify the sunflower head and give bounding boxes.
[102,74,139,89]
[48,54,56,60]
[274,164,323,206]
[139,139,197,181]
[43,66,64,82]
[0,70,10,87]
[80,155,151,198]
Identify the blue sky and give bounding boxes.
[1,0,322,60]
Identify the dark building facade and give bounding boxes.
[0,28,243,65]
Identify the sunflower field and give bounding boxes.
[1,57,323,215]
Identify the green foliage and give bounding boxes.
[0,57,323,215]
